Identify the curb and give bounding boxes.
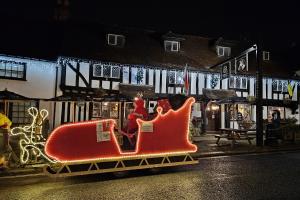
[192,146,300,158]
[1,147,300,179]
[0,166,44,179]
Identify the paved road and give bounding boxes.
[1,151,300,200]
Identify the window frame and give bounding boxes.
[168,70,184,85]
[10,101,37,126]
[263,51,270,61]
[272,79,288,93]
[0,60,27,81]
[217,46,231,57]
[93,64,121,79]
[164,40,180,52]
[228,76,248,89]
[107,34,125,47]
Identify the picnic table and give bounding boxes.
[215,128,255,147]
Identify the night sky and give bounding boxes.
[1,1,300,65]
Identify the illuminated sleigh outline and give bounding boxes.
[44,97,198,177]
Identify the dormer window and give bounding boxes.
[107,34,125,47]
[164,40,180,52]
[263,51,270,61]
[217,46,231,57]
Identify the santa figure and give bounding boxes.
[122,97,148,150]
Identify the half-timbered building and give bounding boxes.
[1,24,299,134]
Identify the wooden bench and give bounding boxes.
[215,134,254,145]
[216,128,255,146]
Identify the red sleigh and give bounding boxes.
[44,97,198,177]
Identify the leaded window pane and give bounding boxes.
[116,36,124,46]
[278,81,282,91]
[165,41,172,51]
[18,72,23,78]
[242,78,247,89]
[229,77,235,88]
[111,66,120,78]
[135,68,144,84]
[0,61,26,79]
[102,65,111,77]
[93,64,102,77]
[11,71,18,77]
[272,80,277,91]
[176,71,183,84]
[169,71,175,84]
[108,35,115,45]
[282,81,288,92]
[236,77,241,89]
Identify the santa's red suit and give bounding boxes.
[122,98,148,148]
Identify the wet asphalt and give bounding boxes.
[1,151,300,200]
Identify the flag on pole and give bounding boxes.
[183,64,189,96]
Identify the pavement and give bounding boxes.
[1,133,300,178]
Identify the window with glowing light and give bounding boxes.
[0,60,26,80]
[92,102,119,119]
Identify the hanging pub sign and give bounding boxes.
[221,62,230,79]
[236,54,248,72]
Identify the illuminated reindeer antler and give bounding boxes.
[10,107,56,164]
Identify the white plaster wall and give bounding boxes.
[263,106,268,119]
[66,60,76,86]
[206,74,211,89]
[112,82,119,90]
[198,73,205,94]
[148,69,154,86]
[168,87,174,94]
[155,70,160,93]
[0,55,59,99]
[222,78,228,89]
[249,78,255,96]
[161,70,167,93]
[214,75,220,89]
[292,81,297,101]
[91,80,100,88]
[262,79,267,99]
[122,67,129,84]
[79,62,90,87]
[190,72,197,95]
[267,79,272,99]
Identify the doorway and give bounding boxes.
[205,102,221,132]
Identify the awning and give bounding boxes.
[0,89,31,100]
[202,89,237,100]
[216,97,249,104]
[119,83,155,98]
[46,95,93,102]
